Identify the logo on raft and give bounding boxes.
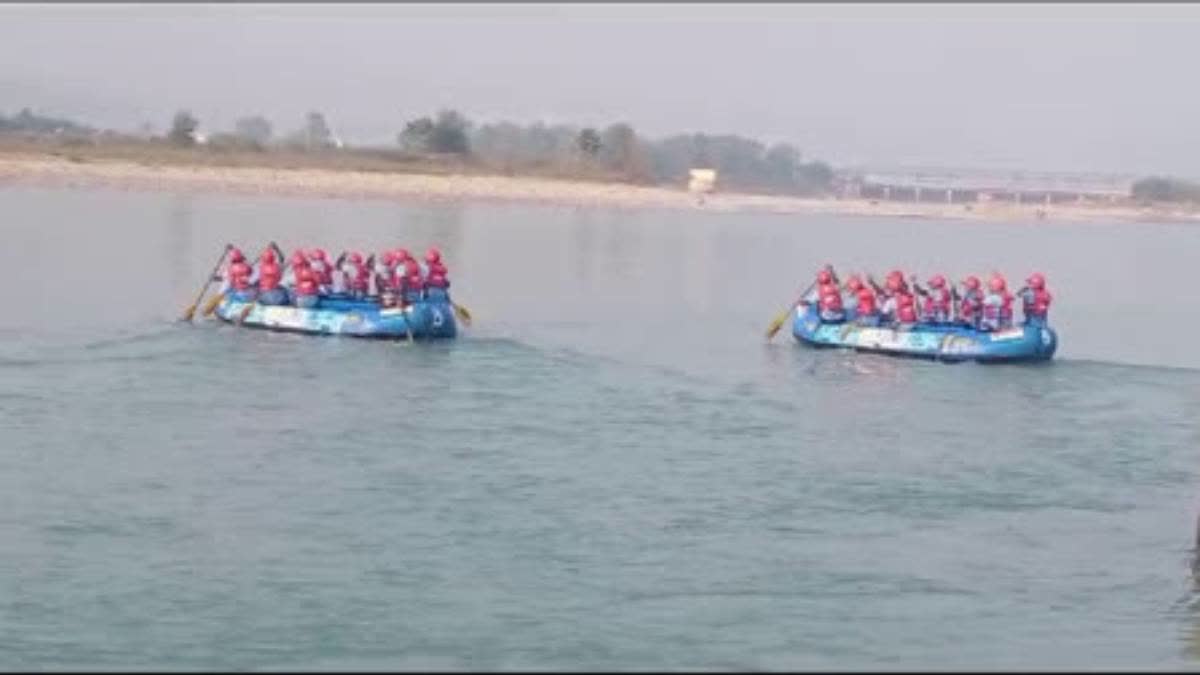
[989,327,1025,342]
[939,334,979,354]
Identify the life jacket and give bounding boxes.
[228,261,252,291]
[295,268,319,297]
[959,289,983,320]
[311,259,333,286]
[922,287,952,318]
[427,261,448,277]
[856,287,877,315]
[425,273,449,289]
[896,292,917,323]
[1022,288,1052,318]
[981,292,1004,320]
[999,292,1014,322]
[258,262,281,291]
[350,263,370,292]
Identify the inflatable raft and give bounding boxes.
[792,304,1056,363]
[214,292,457,340]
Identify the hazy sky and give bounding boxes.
[2,3,1198,177]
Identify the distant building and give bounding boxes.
[688,168,717,194]
[837,166,1135,205]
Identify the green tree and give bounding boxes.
[168,110,199,146]
[577,128,601,157]
[398,116,435,152]
[763,143,801,188]
[303,111,332,149]
[234,115,273,145]
[430,109,471,155]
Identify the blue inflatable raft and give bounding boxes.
[791,304,1057,363]
[214,292,457,340]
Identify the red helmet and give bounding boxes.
[888,269,904,280]
[929,275,946,288]
[228,248,245,264]
[309,248,327,261]
[1026,272,1045,290]
[963,276,981,290]
[816,270,832,285]
[382,251,396,266]
[846,276,863,292]
[261,248,276,265]
[394,248,410,261]
[290,251,308,267]
[404,259,419,275]
[886,276,901,292]
[989,276,1007,292]
[425,247,442,263]
[348,252,364,266]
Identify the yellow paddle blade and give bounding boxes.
[181,303,197,322]
[201,292,225,317]
[453,302,472,326]
[765,309,790,340]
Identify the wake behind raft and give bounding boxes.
[213,291,458,340]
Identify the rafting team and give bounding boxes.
[217,243,451,309]
[802,265,1053,331]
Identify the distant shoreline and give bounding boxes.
[0,150,1197,224]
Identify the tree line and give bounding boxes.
[158,107,836,196]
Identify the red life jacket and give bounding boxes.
[350,263,370,292]
[426,274,448,289]
[923,287,952,316]
[295,268,318,296]
[259,262,281,291]
[1025,288,1052,317]
[959,289,982,320]
[229,261,252,291]
[897,292,917,323]
[820,292,843,313]
[1000,292,1014,321]
[856,287,877,315]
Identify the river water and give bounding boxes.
[1,185,1199,669]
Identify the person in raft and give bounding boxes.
[806,268,1048,330]
[217,247,256,301]
[1016,272,1052,325]
[978,273,1015,332]
[255,247,289,306]
[910,274,953,323]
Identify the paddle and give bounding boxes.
[451,301,472,326]
[201,291,225,317]
[180,244,231,322]
[766,280,816,341]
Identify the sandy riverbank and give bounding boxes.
[0,152,1194,224]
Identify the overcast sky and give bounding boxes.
[1,3,1198,177]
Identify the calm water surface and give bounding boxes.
[1,185,1199,669]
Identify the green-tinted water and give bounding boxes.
[2,186,1199,669]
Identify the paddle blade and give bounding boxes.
[181,303,198,322]
[236,303,255,324]
[201,292,224,318]
[452,302,472,326]
[765,309,790,340]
